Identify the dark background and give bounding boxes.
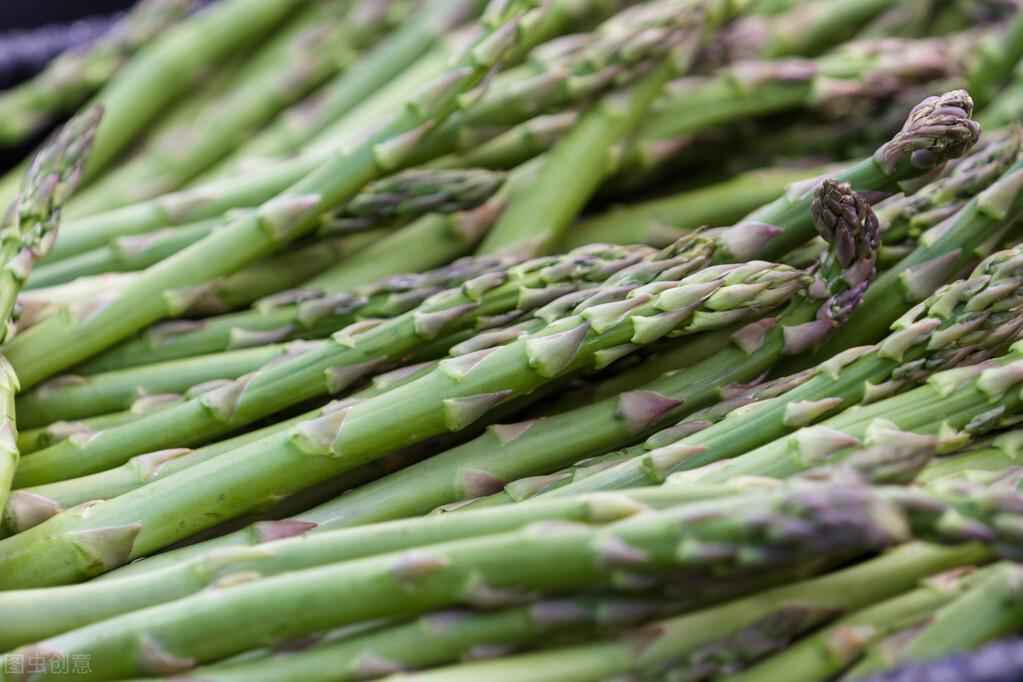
[0,0,135,30]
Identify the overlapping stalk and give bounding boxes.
[205,0,488,174]
[66,1,413,216]
[27,167,505,288]
[96,178,880,563]
[801,133,1023,363]
[10,242,657,487]
[532,238,1023,500]
[0,109,101,513]
[15,341,318,427]
[72,209,509,373]
[838,563,1023,680]
[36,0,728,268]
[0,234,821,585]
[678,341,1023,485]
[563,164,834,250]
[0,0,192,148]
[637,31,969,146]
[2,481,1021,675]
[0,486,734,649]
[3,0,549,390]
[378,542,998,682]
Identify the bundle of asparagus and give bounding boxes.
[4,0,1023,680]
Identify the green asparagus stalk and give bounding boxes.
[15,397,179,455]
[0,0,192,148]
[797,136,1023,365]
[3,0,546,391]
[0,108,103,343]
[32,166,504,288]
[432,111,582,170]
[0,486,733,649]
[536,239,1023,499]
[379,543,997,682]
[19,231,384,325]
[16,0,304,204]
[638,33,966,146]
[681,340,1023,485]
[8,243,659,486]
[728,564,1014,682]
[204,0,486,174]
[563,165,836,250]
[0,109,102,513]
[171,594,685,682]
[113,179,879,550]
[15,341,325,427]
[842,562,1023,679]
[720,0,894,60]
[67,1,412,216]
[0,235,820,585]
[476,1,734,255]
[0,482,1014,674]
[72,207,508,374]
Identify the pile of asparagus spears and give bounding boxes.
[5,0,1023,679]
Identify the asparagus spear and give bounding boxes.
[19,231,383,325]
[0,108,103,343]
[15,398,179,455]
[72,208,509,374]
[0,486,733,649]
[9,242,661,487]
[28,168,505,288]
[681,341,1023,485]
[35,0,707,266]
[67,1,413,216]
[3,0,547,391]
[101,179,879,558]
[0,0,192,148]
[562,164,835,250]
[171,594,687,682]
[15,341,324,427]
[842,563,1023,679]
[0,236,819,585]
[380,543,996,682]
[0,482,1015,674]
[0,109,102,513]
[205,0,487,174]
[797,136,1023,365]
[728,564,1017,682]
[534,237,1023,500]
[638,33,967,146]
[714,0,894,61]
